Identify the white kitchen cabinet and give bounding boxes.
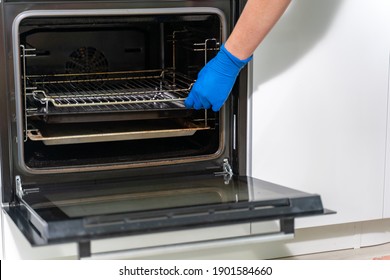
[4,207,389,259]
[2,212,78,259]
[3,210,271,260]
[250,0,390,227]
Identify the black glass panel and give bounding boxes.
[25,174,247,220]
[8,174,324,245]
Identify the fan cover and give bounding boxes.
[65,47,108,75]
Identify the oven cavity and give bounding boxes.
[17,13,224,170]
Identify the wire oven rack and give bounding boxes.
[25,69,194,114]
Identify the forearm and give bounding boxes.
[185,0,291,111]
[224,0,291,60]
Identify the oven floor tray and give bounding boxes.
[27,120,210,145]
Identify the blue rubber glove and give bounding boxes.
[185,44,252,111]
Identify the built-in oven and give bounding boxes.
[0,0,329,259]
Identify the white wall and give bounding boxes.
[384,53,390,218]
[250,0,390,227]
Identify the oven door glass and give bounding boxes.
[6,174,325,246]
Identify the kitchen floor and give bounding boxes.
[278,242,390,260]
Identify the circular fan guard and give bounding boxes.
[65,47,109,77]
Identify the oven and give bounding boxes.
[0,0,329,259]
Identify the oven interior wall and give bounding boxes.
[18,14,223,169]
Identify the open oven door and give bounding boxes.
[5,172,331,258]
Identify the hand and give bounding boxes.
[185,45,252,112]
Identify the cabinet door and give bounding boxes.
[250,0,390,227]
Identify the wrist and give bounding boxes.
[220,44,252,69]
[223,42,253,61]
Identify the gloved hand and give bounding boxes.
[185,44,252,111]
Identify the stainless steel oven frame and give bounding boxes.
[1,0,238,201]
[12,7,229,175]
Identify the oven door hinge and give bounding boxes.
[214,158,233,184]
[15,176,40,199]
